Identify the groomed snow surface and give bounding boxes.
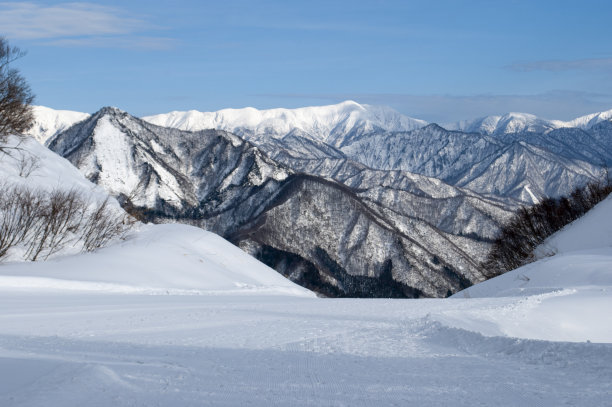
[1,216,611,405]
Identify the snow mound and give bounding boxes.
[455,249,612,298]
[0,223,315,297]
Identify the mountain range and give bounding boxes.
[29,101,612,297]
[144,102,609,202]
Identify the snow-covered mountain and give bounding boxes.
[140,103,612,203]
[445,112,564,135]
[47,107,291,234]
[46,107,516,297]
[28,103,612,296]
[143,100,428,147]
[26,105,90,144]
[301,123,600,202]
[30,102,612,144]
[445,108,612,135]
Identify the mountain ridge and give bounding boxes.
[46,106,514,297]
[445,109,612,135]
[29,102,612,144]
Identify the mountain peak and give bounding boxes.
[444,107,612,135]
[96,106,129,117]
[143,101,427,146]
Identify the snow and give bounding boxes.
[0,135,108,197]
[26,106,90,144]
[0,292,610,405]
[142,100,427,145]
[523,184,539,204]
[1,213,611,405]
[537,194,612,255]
[449,194,612,344]
[445,108,612,135]
[88,116,144,196]
[0,223,313,297]
[565,108,612,129]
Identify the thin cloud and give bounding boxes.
[0,2,174,49]
[45,36,178,51]
[507,58,612,72]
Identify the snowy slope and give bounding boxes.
[460,194,612,298]
[536,194,612,255]
[446,247,612,342]
[340,124,601,202]
[447,195,612,342]
[0,134,126,261]
[26,105,90,144]
[0,223,314,297]
[0,134,103,194]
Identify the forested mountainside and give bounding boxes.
[46,107,512,297]
[145,102,610,204]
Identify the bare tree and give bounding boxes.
[0,184,43,258]
[0,37,34,142]
[0,184,133,262]
[82,197,133,252]
[484,179,612,277]
[26,189,86,261]
[17,151,40,177]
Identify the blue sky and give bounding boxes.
[2,0,612,122]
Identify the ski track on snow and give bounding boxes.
[0,293,611,406]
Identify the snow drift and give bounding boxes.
[0,223,315,297]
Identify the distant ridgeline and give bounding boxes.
[36,102,612,297]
